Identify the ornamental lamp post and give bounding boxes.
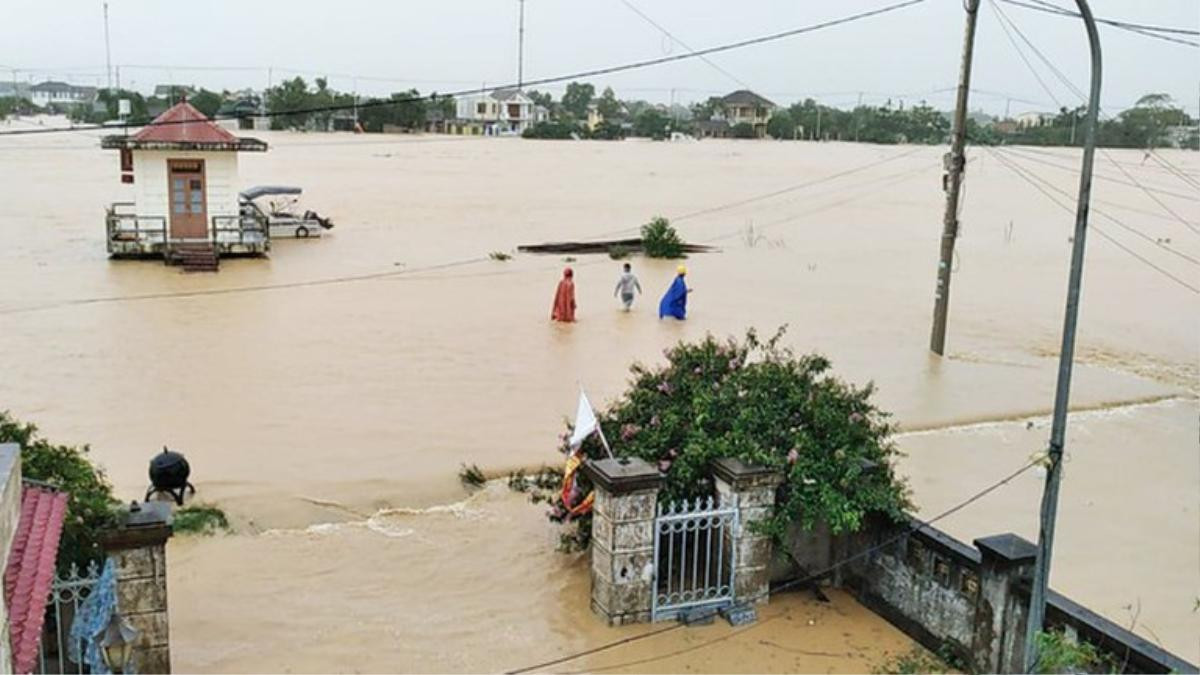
[98,611,138,674]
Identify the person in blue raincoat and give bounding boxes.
[658,265,689,320]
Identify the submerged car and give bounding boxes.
[239,185,334,239]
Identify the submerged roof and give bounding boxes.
[101,100,267,152]
[5,486,69,675]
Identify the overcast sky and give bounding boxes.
[3,0,1197,115]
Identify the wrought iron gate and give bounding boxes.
[37,562,102,674]
[651,495,739,622]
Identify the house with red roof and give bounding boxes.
[101,100,269,268]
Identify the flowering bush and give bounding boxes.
[540,328,909,551]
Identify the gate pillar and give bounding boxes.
[101,501,174,674]
[583,457,663,626]
[712,458,783,606]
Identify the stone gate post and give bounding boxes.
[712,458,783,606]
[102,501,174,674]
[971,533,1038,674]
[583,457,663,626]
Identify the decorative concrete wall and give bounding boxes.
[102,501,174,674]
[584,457,662,626]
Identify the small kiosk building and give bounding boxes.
[102,101,269,267]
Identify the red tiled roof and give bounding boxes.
[4,487,69,675]
[132,100,239,144]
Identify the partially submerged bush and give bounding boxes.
[641,216,685,259]
[0,412,120,572]
[174,504,230,535]
[458,463,487,488]
[1034,629,1113,674]
[538,329,909,551]
[489,250,513,261]
[872,647,951,674]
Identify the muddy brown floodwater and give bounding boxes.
[0,121,1196,670]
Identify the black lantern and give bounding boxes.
[145,446,196,505]
[97,611,138,674]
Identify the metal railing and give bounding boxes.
[37,561,102,674]
[651,494,739,622]
[105,209,166,245]
[211,214,267,246]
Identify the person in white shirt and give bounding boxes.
[613,263,642,311]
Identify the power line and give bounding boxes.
[988,148,1200,294]
[618,0,752,91]
[997,0,1200,47]
[998,146,1200,202]
[0,0,927,139]
[994,149,1200,266]
[505,456,1043,674]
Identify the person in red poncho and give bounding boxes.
[551,267,577,322]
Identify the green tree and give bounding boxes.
[0,412,120,572]
[561,81,595,119]
[766,109,796,139]
[267,76,313,130]
[189,88,224,119]
[690,96,722,121]
[596,86,623,121]
[632,107,669,139]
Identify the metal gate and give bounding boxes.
[651,495,739,622]
[37,562,102,674]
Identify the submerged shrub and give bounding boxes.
[640,216,685,259]
[174,504,230,535]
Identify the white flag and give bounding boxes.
[568,390,599,449]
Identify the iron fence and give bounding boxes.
[651,494,739,622]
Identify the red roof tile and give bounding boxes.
[132,100,239,144]
[5,487,68,675]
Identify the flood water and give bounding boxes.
[0,121,1196,669]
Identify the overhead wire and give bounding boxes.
[987,0,1200,244]
[992,149,1200,266]
[617,0,752,91]
[505,456,1044,674]
[0,0,928,138]
[997,0,1200,47]
[987,148,1200,294]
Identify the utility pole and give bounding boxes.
[517,0,526,89]
[103,2,113,91]
[928,0,980,356]
[816,106,822,141]
[1023,1,1101,671]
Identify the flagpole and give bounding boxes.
[595,421,614,459]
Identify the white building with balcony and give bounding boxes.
[455,88,535,135]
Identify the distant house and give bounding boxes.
[455,88,535,135]
[715,90,776,138]
[29,81,96,108]
[154,84,196,102]
[1015,111,1052,128]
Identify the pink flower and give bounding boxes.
[650,415,661,428]
[658,459,672,472]
[728,358,741,370]
[657,381,675,395]
[693,367,702,375]
[620,424,641,442]
[849,412,864,424]
[787,448,799,464]
[668,448,678,458]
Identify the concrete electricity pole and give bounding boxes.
[103,2,113,91]
[929,0,980,356]
[1023,1,1101,670]
[517,0,526,89]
